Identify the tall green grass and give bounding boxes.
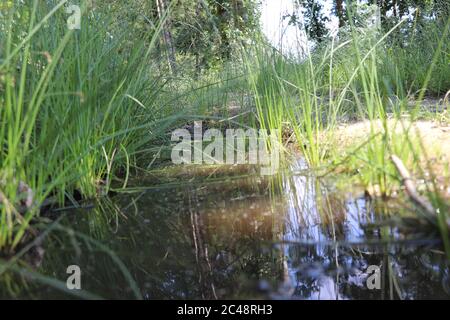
[0,0,181,252]
[1,0,449,256]
[244,12,450,253]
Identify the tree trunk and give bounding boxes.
[215,1,231,60]
[156,0,177,74]
[335,0,345,27]
[378,0,388,28]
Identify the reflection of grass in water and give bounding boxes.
[0,213,142,299]
[2,172,448,299]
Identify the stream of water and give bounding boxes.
[2,159,449,299]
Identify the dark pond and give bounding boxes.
[1,159,449,299]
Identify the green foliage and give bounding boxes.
[102,0,261,73]
[1,0,449,256]
[297,0,330,42]
[243,12,450,252]
[173,0,260,69]
[287,0,449,44]
[0,0,181,251]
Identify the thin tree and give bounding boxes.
[156,0,177,74]
[335,0,345,27]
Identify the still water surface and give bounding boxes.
[4,159,449,299]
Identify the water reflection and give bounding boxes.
[1,160,449,299]
[280,159,449,300]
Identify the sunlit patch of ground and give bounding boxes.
[333,118,450,162]
[327,117,450,200]
[333,119,450,165]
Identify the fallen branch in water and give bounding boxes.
[390,155,436,215]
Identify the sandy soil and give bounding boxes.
[333,118,450,162]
